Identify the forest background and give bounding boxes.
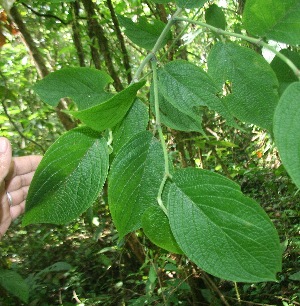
[0,0,300,305]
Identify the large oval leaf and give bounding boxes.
[34,67,113,110]
[168,168,282,282]
[0,269,29,303]
[112,99,149,155]
[118,15,171,50]
[243,0,300,46]
[108,131,164,238]
[23,127,109,225]
[176,0,207,9]
[274,82,300,189]
[158,60,236,128]
[205,4,226,30]
[208,42,279,131]
[270,49,300,95]
[69,81,145,132]
[150,83,204,133]
[142,206,183,254]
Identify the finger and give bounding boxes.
[0,191,11,238]
[6,186,29,207]
[10,201,25,220]
[0,216,11,239]
[6,155,42,180]
[0,138,12,239]
[0,137,12,182]
[6,171,35,193]
[0,184,12,240]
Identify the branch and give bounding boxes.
[81,0,123,91]
[151,58,170,216]
[10,6,49,78]
[106,0,132,84]
[132,7,183,83]
[201,272,231,306]
[21,2,68,25]
[0,78,46,153]
[9,4,78,131]
[70,1,86,67]
[175,17,300,80]
[1,102,46,153]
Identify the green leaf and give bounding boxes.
[158,60,236,128]
[289,271,300,281]
[142,206,183,254]
[168,168,282,282]
[118,15,171,50]
[150,0,171,3]
[112,99,149,154]
[271,49,300,95]
[150,83,204,133]
[274,82,300,189]
[23,127,109,225]
[207,42,279,131]
[207,140,238,148]
[36,262,73,277]
[0,86,16,101]
[34,67,113,110]
[205,4,226,30]
[243,0,300,45]
[69,81,145,132]
[176,0,207,9]
[108,131,164,238]
[0,269,29,303]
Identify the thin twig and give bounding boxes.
[175,17,300,80]
[0,100,46,153]
[234,281,241,304]
[0,73,46,153]
[72,290,82,303]
[22,2,69,25]
[202,272,231,306]
[226,296,277,306]
[132,7,183,83]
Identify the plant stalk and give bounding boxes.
[132,7,183,83]
[151,58,170,216]
[175,17,300,80]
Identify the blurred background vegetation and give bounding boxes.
[0,0,299,305]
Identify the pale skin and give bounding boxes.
[0,137,42,239]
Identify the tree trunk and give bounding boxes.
[81,0,123,91]
[106,0,132,84]
[71,1,86,67]
[9,5,77,131]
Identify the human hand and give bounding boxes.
[0,137,42,239]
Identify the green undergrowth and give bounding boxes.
[0,167,299,305]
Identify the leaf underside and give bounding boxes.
[243,0,300,45]
[208,42,279,131]
[157,60,237,131]
[176,0,208,9]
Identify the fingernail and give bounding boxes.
[0,138,8,153]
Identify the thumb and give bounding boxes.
[0,137,12,182]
